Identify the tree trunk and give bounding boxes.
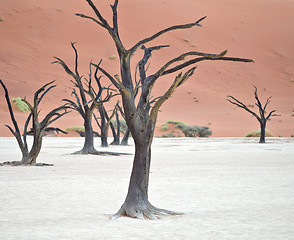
[121,129,130,146]
[27,131,43,165]
[113,124,180,219]
[100,126,108,147]
[114,132,152,218]
[259,121,266,143]
[110,121,120,145]
[79,113,97,153]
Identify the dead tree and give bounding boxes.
[94,103,116,147]
[113,103,131,146]
[0,79,68,166]
[53,42,114,154]
[77,0,253,219]
[227,86,280,143]
[109,103,121,145]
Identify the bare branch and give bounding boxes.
[40,105,69,130]
[148,50,229,86]
[266,110,281,121]
[111,0,119,34]
[139,45,169,84]
[129,16,207,55]
[227,95,261,121]
[91,62,122,90]
[75,13,104,28]
[150,67,196,119]
[52,57,76,79]
[0,79,22,137]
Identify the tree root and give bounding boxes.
[0,161,53,166]
[112,202,183,220]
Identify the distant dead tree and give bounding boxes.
[53,42,116,154]
[94,103,116,147]
[227,86,280,143]
[113,103,131,146]
[77,0,253,219]
[0,79,69,166]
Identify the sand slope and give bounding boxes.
[0,0,294,137]
[0,137,293,239]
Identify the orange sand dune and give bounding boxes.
[0,0,293,137]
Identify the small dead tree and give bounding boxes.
[53,43,114,154]
[94,103,116,147]
[0,79,68,166]
[77,0,253,219]
[116,103,131,145]
[227,86,280,143]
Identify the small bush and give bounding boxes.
[65,126,85,132]
[175,124,212,137]
[109,55,117,60]
[161,123,168,131]
[167,120,187,126]
[11,97,30,112]
[111,119,128,134]
[0,16,5,22]
[245,129,274,137]
[161,133,176,138]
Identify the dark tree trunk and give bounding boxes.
[98,106,109,147]
[114,122,179,219]
[110,121,120,145]
[121,128,130,146]
[100,127,108,147]
[77,113,97,154]
[259,121,266,143]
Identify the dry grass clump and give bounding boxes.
[109,55,117,60]
[245,129,274,137]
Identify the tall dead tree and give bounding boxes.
[0,79,68,166]
[53,42,114,154]
[77,0,253,219]
[227,86,280,143]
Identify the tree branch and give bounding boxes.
[150,67,196,119]
[129,16,206,55]
[227,95,261,121]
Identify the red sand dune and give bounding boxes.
[0,0,293,137]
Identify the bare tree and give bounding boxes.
[116,103,131,146]
[0,79,68,166]
[227,86,280,143]
[53,42,114,154]
[94,103,116,147]
[77,0,253,219]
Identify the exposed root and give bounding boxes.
[112,202,183,220]
[0,161,53,166]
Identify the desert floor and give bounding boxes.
[0,137,293,240]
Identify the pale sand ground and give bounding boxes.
[0,137,293,240]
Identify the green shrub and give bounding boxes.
[161,133,176,138]
[11,97,30,112]
[175,124,212,137]
[161,123,168,131]
[245,129,274,137]
[65,126,85,132]
[167,120,187,126]
[111,119,128,134]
